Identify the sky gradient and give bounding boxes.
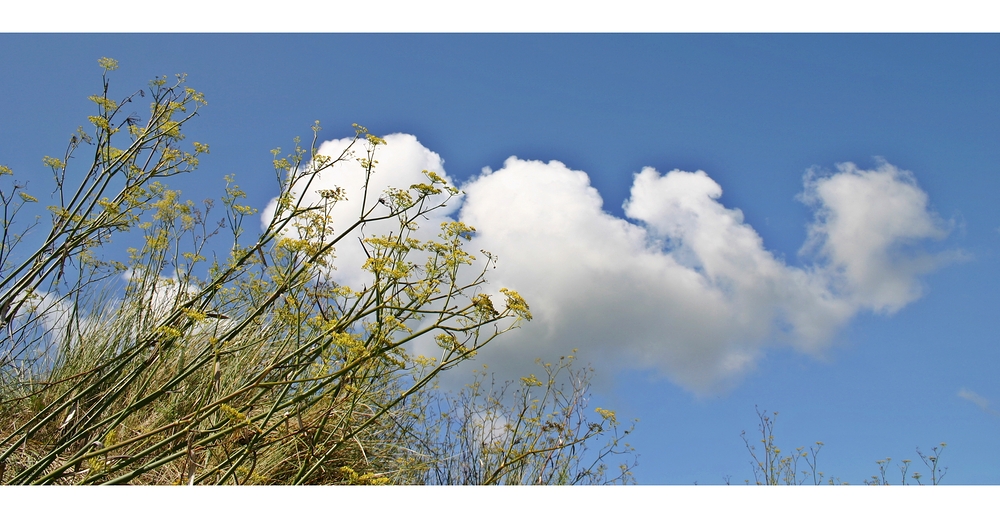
[2,33,998,484]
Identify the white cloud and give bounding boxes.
[799,160,954,314]
[18,291,76,357]
[264,135,958,394]
[958,388,999,417]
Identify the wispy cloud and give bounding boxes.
[264,134,959,394]
[958,388,1000,417]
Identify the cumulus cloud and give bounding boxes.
[262,135,957,394]
[799,161,955,313]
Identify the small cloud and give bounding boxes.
[799,160,957,314]
[958,388,1000,417]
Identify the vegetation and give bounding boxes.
[0,59,634,485]
[409,354,636,485]
[739,407,947,485]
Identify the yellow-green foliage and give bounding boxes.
[0,61,632,485]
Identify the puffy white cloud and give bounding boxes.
[799,161,954,313]
[263,135,957,394]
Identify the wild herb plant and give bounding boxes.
[740,407,831,485]
[740,407,947,485]
[404,352,637,485]
[866,442,948,486]
[0,59,632,485]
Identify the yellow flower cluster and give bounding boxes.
[472,293,498,319]
[500,288,532,320]
[87,95,118,111]
[42,156,64,170]
[87,115,112,132]
[595,407,618,425]
[520,374,543,387]
[338,466,390,485]
[97,57,118,71]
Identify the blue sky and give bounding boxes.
[2,33,999,485]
